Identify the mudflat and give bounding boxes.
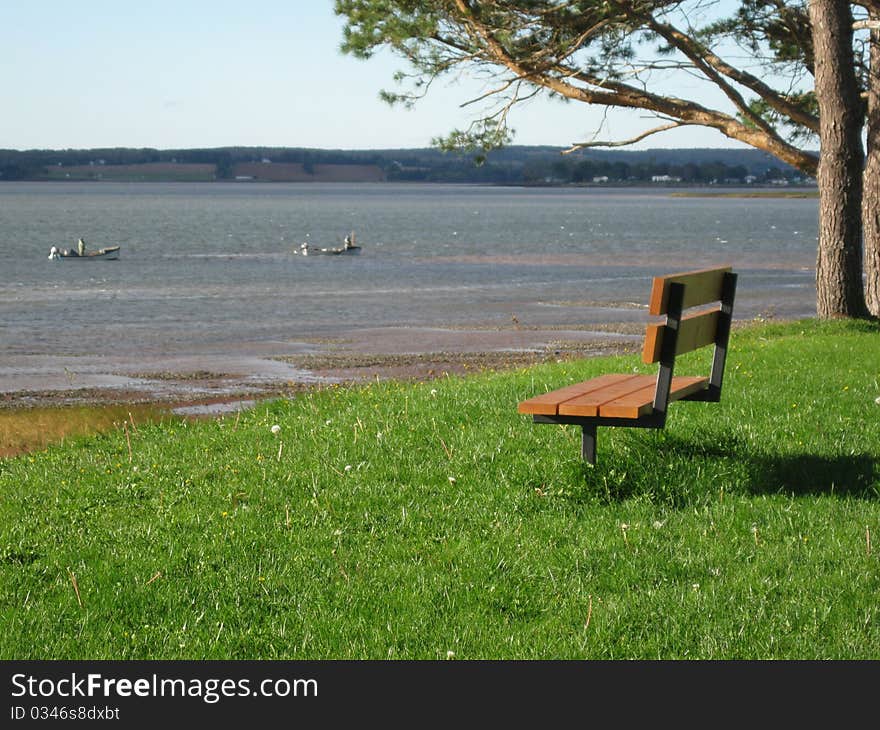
[0,324,643,410]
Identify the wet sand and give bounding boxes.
[0,324,643,411]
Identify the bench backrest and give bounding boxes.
[642,266,733,364]
[641,266,737,410]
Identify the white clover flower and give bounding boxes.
[430,389,438,397]
[446,651,455,660]
[344,465,352,472]
[875,396,880,405]
[448,476,457,484]
[270,424,281,435]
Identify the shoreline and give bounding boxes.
[0,324,645,411]
[0,317,787,459]
[0,332,639,459]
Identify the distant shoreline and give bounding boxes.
[2,144,813,186]
[0,177,819,197]
[669,189,819,199]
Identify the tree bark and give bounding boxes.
[863,12,880,317]
[809,0,869,318]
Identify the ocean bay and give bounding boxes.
[0,181,818,401]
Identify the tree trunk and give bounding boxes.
[809,0,869,318]
[863,14,880,317]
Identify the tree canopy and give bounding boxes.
[336,0,820,171]
[336,0,878,319]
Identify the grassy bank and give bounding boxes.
[1,319,879,659]
[0,404,174,459]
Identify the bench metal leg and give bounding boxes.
[581,424,597,464]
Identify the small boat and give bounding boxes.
[48,242,120,261]
[294,232,361,256]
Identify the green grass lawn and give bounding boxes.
[1,319,879,659]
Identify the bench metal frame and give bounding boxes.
[531,271,738,463]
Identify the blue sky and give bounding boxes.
[3,1,749,151]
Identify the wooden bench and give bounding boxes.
[517,266,738,464]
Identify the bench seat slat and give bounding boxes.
[558,375,655,416]
[520,374,712,420]
[597,383,657,418]
[517,374,639,415]
[598,376,709,418]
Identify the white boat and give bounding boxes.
[294,232,361,256]
[48,240,120,261]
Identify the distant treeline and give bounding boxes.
[0,145,811,185]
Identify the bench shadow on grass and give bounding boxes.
[653,433,879,498]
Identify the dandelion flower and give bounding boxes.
[270,424,281,435]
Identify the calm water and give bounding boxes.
[1,182,818,359]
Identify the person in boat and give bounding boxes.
[77,237,86,256]
[343,232,355,250]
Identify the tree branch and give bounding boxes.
[645,14,820,134]
[562,121,695,154]
[644,19,781,138]
[448,0,818,175]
